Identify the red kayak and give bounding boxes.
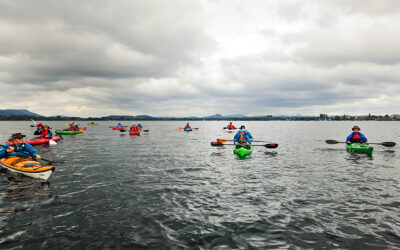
[129,131,140,135]
[27,136,61,145]
[112,126,127,130]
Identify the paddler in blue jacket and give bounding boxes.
[233,125,254,144]
[0,133,41,161]
[346,126,368,144]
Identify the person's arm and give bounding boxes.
[346,134,352,143]
[0,144,8,159]
[247,132,254,140]
[24,143,40,158]
[360,133,368,143]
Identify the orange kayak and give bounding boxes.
[0,157,55,180]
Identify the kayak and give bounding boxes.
[346,143,374,155]
[0,156,55,180]
[88,123,97,126]
[184,128,192,132]
[55,130,83,135]
[112,127,127,130]
[233,143,253,159]
[129,131,140,135]
[224,128,238,133]
[27,136,61,145]
[78,128,86,132]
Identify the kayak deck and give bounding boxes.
[346,143,374,155]
[27,136,61,145]
[233,143,253,159]
[0,157,54,180]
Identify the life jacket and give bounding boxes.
[350,132,364,143]
[239,136,247,143]
[228,124,234,129]
[41,129,49,138]
[130,125,137,131]
[6,140,27,152]
[185,125,191,129]
[69,125,74,130]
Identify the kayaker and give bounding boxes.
[227,122,235,130]
[233,126,254,144]
[43,125,53,138]
[34,123,45,136]
[0,133,41,161]
[129,123,137,132]
[184,123,191,129]
[73,122,80,131]
[116,123,124,128]
[137,123,143,130]
[346,126,368,144]
[66,123,74,131]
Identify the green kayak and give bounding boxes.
[346,143,373,155]
[55,130,83,135]
[233,143,253,159]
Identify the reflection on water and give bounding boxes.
[0,120,399,248]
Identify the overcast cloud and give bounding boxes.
[0,0,400,117]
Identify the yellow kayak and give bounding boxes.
[0,157,55,180]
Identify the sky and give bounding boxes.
[1,0,400,117]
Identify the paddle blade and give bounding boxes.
[30,125,35,127]
[194,128,199,130]
[49,140,57,146]
[217,138,228,143]
[178,127,183,129]
[381,142,396,147]
[143,130,149,132]
[325,140,340,144]
[120,129,126,132]
[211,142,224,147]
[265,143,278,148]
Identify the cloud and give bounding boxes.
[0,0,400,116]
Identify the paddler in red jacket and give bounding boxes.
[129,123,137,132]
[226,122,235,130]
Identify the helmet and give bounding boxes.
[132,123,135,125]
[352,126,360,131]
[240,125,245,129]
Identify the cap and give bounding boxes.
[352,126,360,131]
[11,133,26,139]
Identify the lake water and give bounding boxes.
[0,121,399,248]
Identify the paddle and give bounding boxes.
[217,138,269,143]
[0,145,63,164]
[179,127,199,130]
[211,142,278,148]
[325,140,396,147]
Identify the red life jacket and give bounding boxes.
[185,125,191,129]
[41,129,49,138]
[350,132,364,143]
[130,125,137,131]
[228,124,234,129]
[69,125,74,130]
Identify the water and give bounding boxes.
[0,121,399,248]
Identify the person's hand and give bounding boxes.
[0,158,5,162]
[35,155,41,160]
[250,138,254,141]
[365,142,369,144]
[6,147,15,153]
[346,141,351,144]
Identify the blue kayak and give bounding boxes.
[184,128,192,132]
